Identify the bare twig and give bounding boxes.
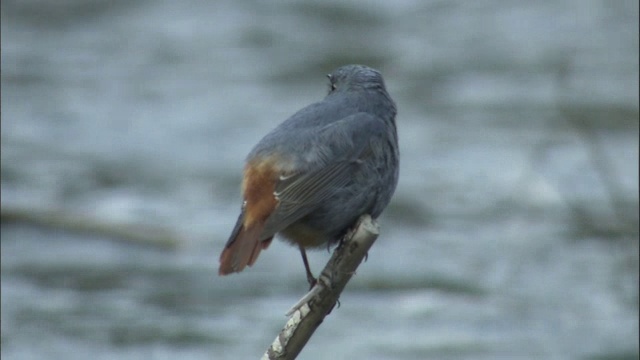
[0,207,179,248]
[262,214,380,360]
[555,56,632,232]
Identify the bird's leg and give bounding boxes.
[298,245,317,289]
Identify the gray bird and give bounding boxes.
[219,64,399,285]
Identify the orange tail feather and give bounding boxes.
[219,224,263,275]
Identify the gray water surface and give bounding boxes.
[2,1,638,359]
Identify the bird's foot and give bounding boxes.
[306,273,317,290]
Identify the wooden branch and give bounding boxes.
[0,207,178,248]
[262,214,380,360]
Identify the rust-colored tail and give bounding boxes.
[220,161,278,275]
[219,217,273,275]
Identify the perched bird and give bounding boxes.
[219,64,399,285]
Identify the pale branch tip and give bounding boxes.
[263,214,380,360]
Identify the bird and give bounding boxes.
[218,64,399,286]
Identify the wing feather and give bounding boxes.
[259,113,389,238]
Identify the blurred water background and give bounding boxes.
[1,1,638,359]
